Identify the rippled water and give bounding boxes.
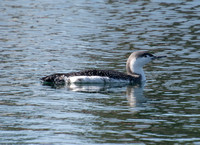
[0,0,200,144]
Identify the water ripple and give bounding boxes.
[0,0,200,144]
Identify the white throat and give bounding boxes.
[130,59,146,81]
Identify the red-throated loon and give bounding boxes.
[41,51,166,85]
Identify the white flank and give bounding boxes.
[66,76,129,84]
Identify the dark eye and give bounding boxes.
[144,55,148,57]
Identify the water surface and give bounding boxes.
[0,0,200,144]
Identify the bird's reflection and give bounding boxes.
[126,82,147,108]
[48,82,148,110]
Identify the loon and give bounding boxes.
[41,51,166,85]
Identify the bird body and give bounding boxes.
[41,51,166,85]
[42,69,141,85]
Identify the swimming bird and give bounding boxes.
[41,51,166,85]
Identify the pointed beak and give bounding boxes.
[152,55,167,60]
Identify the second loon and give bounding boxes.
[41,51,166,85]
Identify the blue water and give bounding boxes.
[0,0,200,144]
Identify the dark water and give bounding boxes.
[0,0,200,144]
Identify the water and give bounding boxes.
[0,0,200,144]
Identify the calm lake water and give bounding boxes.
[1,0,200,144]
